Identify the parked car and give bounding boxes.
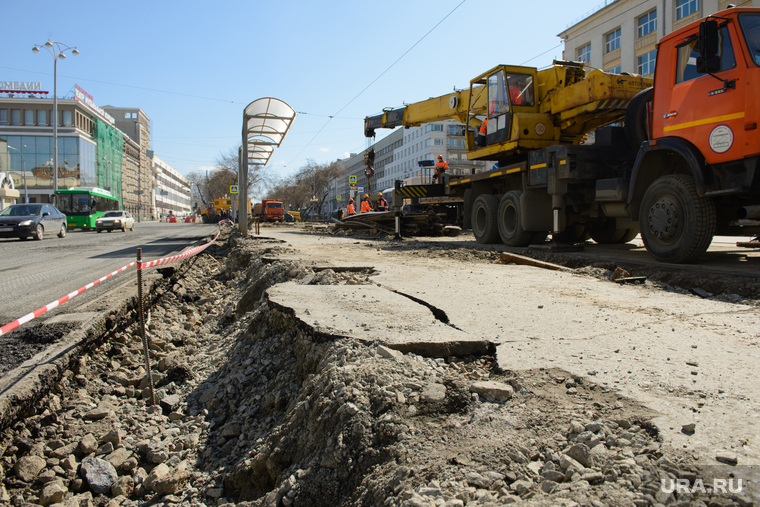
[96,211,135,232]
[0,203,67,240]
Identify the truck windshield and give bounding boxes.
[267,202,283,208]
[739,13,760,66]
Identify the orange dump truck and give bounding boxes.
[253,199,285,222]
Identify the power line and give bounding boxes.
[285,0,468,167]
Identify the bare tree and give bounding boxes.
[268,159,343,218]
[216,146,272,199]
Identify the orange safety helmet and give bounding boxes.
[349,198,354,202]
[363,194,369,199]
[377,192,383,197]
[437,155,443,160]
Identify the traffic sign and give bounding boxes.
[230,185,239,194]
[358,186,364,194]
[192,194,199,201]
[349,175,357,184]
[336,195,341,201]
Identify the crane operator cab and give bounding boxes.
[472,65,537,148]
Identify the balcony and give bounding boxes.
[635,32,657,52]
[603,47,621,66]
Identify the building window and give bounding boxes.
[431,124,442,131]
[605,29,621,53]
[637,49,657,75]
[638,10,657,38]
[606,65,622,73]
[434,138,443,146]
[37,110,48,125]
[449,139,457,147]
[62,110,73,127]
[577,43,591,63]
[11,110,21,125]
[676,0,699,20]
[24,110,35,125]
[0,109,7,125]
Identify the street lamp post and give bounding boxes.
[32,40,79,200]
[7,145,28,203]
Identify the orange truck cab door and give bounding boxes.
[653,17,751,165]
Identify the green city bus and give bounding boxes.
[54,187,120,230]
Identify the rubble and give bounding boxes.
[0,230,756,506]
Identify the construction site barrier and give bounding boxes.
[0,222,231,337]
[0,261,136,337]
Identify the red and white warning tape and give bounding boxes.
[137,228,221,270]
[0,261,136,336]
[0,222,232,336]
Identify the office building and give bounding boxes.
[559,0,758,76]
[151,153,191,218]
[0,84,123,204]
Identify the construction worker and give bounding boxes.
[476,118,487,147]
[375,192,388,211]
[433,155,448,183]
[347,198,356,216]
[360,194,372,213]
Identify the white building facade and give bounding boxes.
[558,0,758,76]
[151,154,191,218]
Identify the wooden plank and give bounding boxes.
[497,252,571,271]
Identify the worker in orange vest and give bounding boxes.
[375,192,388,211]
[476,118,487,147]
[360,194,372,213]
[347,198,356,215]
[433,155,448,183]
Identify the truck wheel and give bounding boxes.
[471,194,500,244]
[639,174,715,263]
[497,191,533,246]
[201,215,209,224]
[624,87,653,151]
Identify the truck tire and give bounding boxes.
[497,191,533,246]
[471,194,500,244]
[201,214,209,224]
[588,219,639,244]
[639,174,716,263]
[624,87,653,151]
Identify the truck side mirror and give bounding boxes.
[696,19,721,73]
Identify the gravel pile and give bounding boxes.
[0,231,754,506]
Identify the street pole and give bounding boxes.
[32,40,78,203]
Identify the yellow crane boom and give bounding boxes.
[365,61,652,163]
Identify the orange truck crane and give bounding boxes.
[365,7,760,263]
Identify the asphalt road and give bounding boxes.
[0,221,219,328]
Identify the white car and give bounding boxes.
[96,211,135,232]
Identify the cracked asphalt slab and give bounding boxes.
[260,226,760,469]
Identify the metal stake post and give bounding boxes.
[136,248,156,406]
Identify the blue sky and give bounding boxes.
[2,0,608,181]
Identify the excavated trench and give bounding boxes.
[0,231,755,506]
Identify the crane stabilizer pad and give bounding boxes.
[395,184,446,199]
